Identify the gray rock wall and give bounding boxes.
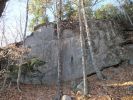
[23,20,123,84]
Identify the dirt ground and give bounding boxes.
[0,64,133,100]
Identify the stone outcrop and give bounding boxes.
[120,30,133,64]
[22,20,125,85]
[61,95,72,100]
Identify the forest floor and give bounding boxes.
[0,64,133,100]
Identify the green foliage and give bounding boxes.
[8,65,19,78]
[8,58,46,77]
[123,2,133,20]
[94,4,119,20]
[84,0,93,19]
[29,15,49,31]
[94,1,133,23]
[29,0,51,31]
[28,58,46,67]
[29,0,95,24]
[21,58,46,73]
[63,1,77,20]
[62,0,94,20]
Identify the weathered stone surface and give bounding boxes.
[120,44,133,64]
[23,20,124,84]
[128,86,133,92]
[61,95,72,100]
[129,59,133,65]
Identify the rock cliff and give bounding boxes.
[22,20,124,84]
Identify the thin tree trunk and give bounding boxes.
[78,0,88,95]
[17,0,29,92]
[1,74,8,91]
[56,0,63,99]
[117,0,133,25]
[81,0,105,80]
[17,58,22,92]
[1,59,10,91]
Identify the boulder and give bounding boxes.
[129,59,133,65]
[61,95,72,100]
[128,86,133,92]
[23,20,124,84]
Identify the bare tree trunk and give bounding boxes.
[117,0,133,25]
[0,19,9,91]
[1,75,8,91]
[78,0,88,95]
[17,0,29,92]
[81,0,105,80]
[55,0,63,99]
[17,58,22,92]
[1,59,12,91]
[23,0,29,40]
[1,19,8,46]
[1,69,9,91]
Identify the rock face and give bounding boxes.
[61,95,72,100]
[23,20,123,84]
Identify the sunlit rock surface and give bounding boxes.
[23,20,124,84]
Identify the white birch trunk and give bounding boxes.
[78,0,88,95]
[81,0,105,80]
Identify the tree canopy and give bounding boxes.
[28,0,52,30]
[28,0,133,31]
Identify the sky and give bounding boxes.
[0,0,56,47]
[0,0,27,46]
[0,0,123,47]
